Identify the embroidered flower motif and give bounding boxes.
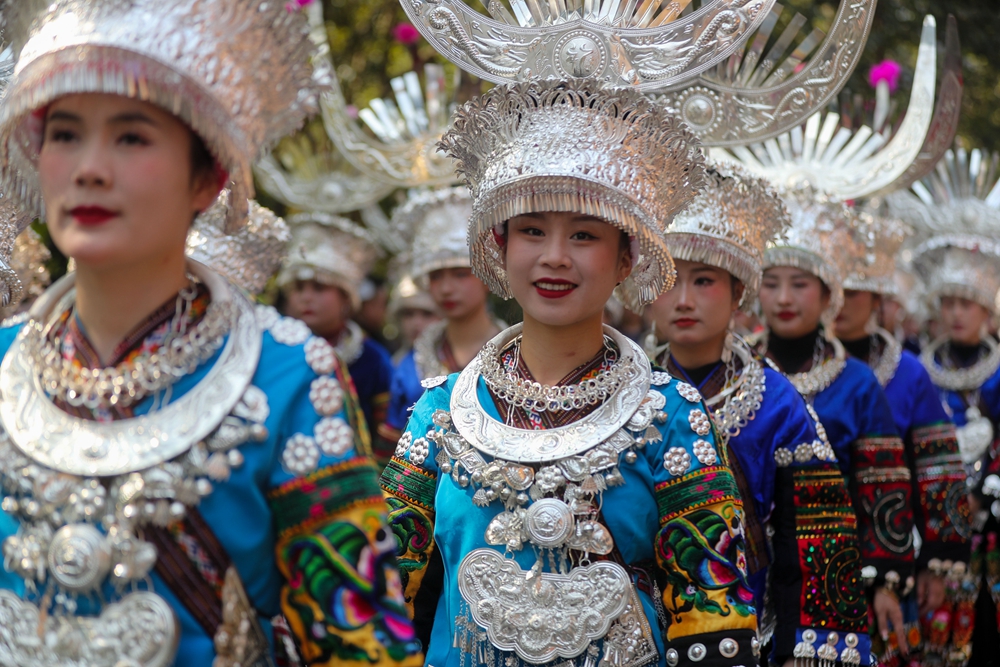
[650,371,672,386]
[663,447,691,477]
[676,382,702,403]
[309,376,344,416]
[255,304,280,330]
[270,317,312,346]
[421,375,448,389]
[688,409,712,436]
[794,442,816,463]
[282,433,320,475]
[395,431,413,458]
[304,337,337,375]
[692,439,717,466]
[773,448,794,467]
[409,438,430,467]
[315,417,353,457]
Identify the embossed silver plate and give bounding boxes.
[0,261,261,477]
[458,548,631,663]
[0,589,179,667]
[450,325,650,463]
[400,0,775,90]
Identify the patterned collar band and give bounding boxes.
[439,78,706,311]
[0,0,326,232]
[665,161,789,308]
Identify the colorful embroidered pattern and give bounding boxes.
[269,457,384,538]
[852,436,916,561]
[793,466,867,631]
[380,457,437,510]
[655,466,740,523]
[912,422,971,544]
[383,496,436,603]
[656,497,756,640]
[277,504,420,665]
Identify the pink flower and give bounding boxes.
[868,60,902,93]
[285,0,315,11]
[393,23,421,45]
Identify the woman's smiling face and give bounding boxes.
[504,211,632,328]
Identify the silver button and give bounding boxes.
[688,643,707,662]
[665,648,679,667]
[719,638,739,658]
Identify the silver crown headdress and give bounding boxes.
[439,78,705,310]
[763,183,865,324]
[0,0,325,232]
[665,160,789,307]
[391,187,473,282]
[843,213,910,296]
[278,213,379,310]
[898,145,1000,313]
[401,0,774,90]
[186,193,291,296]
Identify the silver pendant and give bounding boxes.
[0,589,179,666]
[457,548,630,664]
[957,406,994,465]
[47,524,112,593]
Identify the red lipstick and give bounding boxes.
[776,311,796,321]
[673,318,698,328]
[70,206,118,226]
[534,278,576,299]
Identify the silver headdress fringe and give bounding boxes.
[0,0,326,233]
[763,184,865,325]
[439,78,706,311]
[911,235,1000,314]
[843,210,910,296]
[186,192,290,296]
[666,161,789,307]
[391,187,474,282]
[278,213,379,310]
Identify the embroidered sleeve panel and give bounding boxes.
[850,435,916,581]
[910,422,972,563]
[268,457,422,666]
[653,467,757,642]
[767,464,870,663]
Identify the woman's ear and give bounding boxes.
[617,245,634,284]
[819,284,832,311]
[731,279,745,313]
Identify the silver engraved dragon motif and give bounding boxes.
[400,0,774,90]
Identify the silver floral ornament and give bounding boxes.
[309,376,344,416]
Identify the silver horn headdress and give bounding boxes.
[0,0,326,232]
[391,186,474,283]
[401,0,775,89]
[901,145,1000,314]
[844,213,910,297]
[665,160,789,307]
[439,77,705,310]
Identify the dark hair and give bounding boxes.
[189,131,216,187]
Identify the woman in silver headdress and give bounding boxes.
[902,147,1000,666]
[381,77,760,667]
[381,187,502,461]
[0,1,419,665]
[646,163,868,666]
